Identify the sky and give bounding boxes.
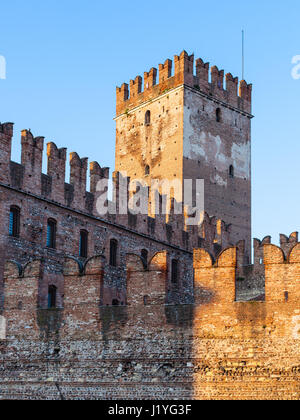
[0,0,299,245]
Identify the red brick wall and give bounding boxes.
[116,51,252,116]
[0,246,299,400]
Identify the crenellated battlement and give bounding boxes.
[4,238,300,312]
[0,122,14,184]
[0,121,233,256]
[0,123,106,209]
[0,121,14,136]
[116,50,252,116]
[2,48,300,402]
[194,237,300,304]
[1,242,300,400]
[253,231,299,263]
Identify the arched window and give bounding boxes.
[48,285,57,309]
[229,165,234,179]
[109,239,118,267]
[145,165,150,176]
[79,230,88,258]
[171,259,179,284]
[145,110,151,126]
[9,206,20,237]
[141,249,148,269]
[216,108,221,122]
[47,219,57,249]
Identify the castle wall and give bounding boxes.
[0,244,299,400]
[0,121,237,309]
[115,51,252,260]
[2,50,298,401]
[0,185,194,307]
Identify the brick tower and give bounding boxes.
[115,50,253,259]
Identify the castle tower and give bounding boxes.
[115,51,252,259]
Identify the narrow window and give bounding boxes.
[143,295,150,306]
[229,165,234,179]
[145,165,150,176]
[216,108,221,122]
[9,206,20,237]
[109,239,118,267]
[79,230,88,258]
[47,219,57,249]
[141,249,148,269]
[48,285,57,308]
[145,110,151,126]
[171,259,179,284]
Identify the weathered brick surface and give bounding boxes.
[115,50,252,259]
[0,245,299,400]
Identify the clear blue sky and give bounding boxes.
[0,0,299,244]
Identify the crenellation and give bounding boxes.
[111,170,130,223]
[1,47,299,401]
[21,130,44,193]
[158,59,172,83]
[0,121,14,137]
[0,122,14,184]
[210,65,224,90]
[280,231,298,257]
[116,50,252,116]
[126,251,167,306]
[225,72,239,106]
[3,259,41,339]
[237,233,300,303]
[69,152,88,210]
[195,58,210,93]
[253,235,271,266]
[174,51,194,86]
[0,237,300,399]
[47,142,67,204]
[239,80,252,113]
[89,161,109,193]
[264,242,300,303]
[0,122,236,256]
[144,67,157,89]
[196,213,232,257]
[129,76,142,98]
[116,82,129,104]
[193,246,237,304]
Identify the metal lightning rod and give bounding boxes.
[242,29,245,80]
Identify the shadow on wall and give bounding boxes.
[1,242,300,400]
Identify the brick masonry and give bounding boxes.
[0,50,299,400]
[0,244,299,400]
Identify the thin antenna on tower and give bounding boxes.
[242,29,245,80]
